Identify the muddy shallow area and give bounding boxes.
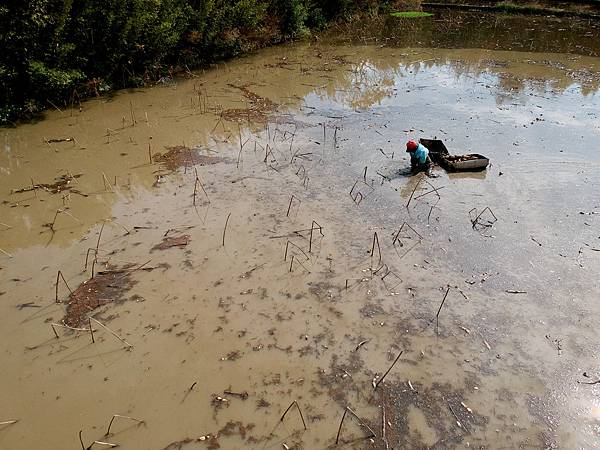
[2,11,600,450]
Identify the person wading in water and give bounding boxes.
[406,140,432,175]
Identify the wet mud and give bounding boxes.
[2,10,600,450]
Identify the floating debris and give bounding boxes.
[152,235,190,251]
[221,84,278,123]
[62,264,138,327]
[11,173,86,196]
[154,145,225,171]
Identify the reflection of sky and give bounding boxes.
[304,54,600,109]
[303,57,600,162]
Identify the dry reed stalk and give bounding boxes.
[382,402,388,450]
[279,401,307,430]
[192,169,209,204]
[105,414,144,436]
[414,185,445,200]
[284,241,309,262]
[374,351,403,391]
[308,220,324,253]
[370,232,381,269]
[333,127,338,149]
[237,124,243,168]
[89,318,95,343]
[289,257,311,274]
[102,173,114,192]
[392,222,423,246]
[406,174,424,208]
[55,270,74,302]
[51,322,92,339]
[0,420,18,425]
[0,247,12,258]
[222,213,231,247]
[90,440,118,448]
[286,195,300,217]
[469,207,498,229]
[89,318,133,348]
[95,221,105,256]
[60,209,82,225]
[335,406,376,445]
[435,286,451,335]
[129,101,136,126]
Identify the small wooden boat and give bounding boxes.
[419,138,489,172]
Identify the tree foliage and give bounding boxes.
[0,0,387,123]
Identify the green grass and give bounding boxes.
[390,11,434,18]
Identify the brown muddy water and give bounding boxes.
[2,11,600,450]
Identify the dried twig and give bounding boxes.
[105,414,144,436]
[308,220,324,253]
[237,124,243,168]
[447,401,469,433]
[335,406,376,444]
[0,420,18,426]
[370,232,381,269]
[414,185,445,200]
[374,351,403,390]
[406,175,424,208]
[222,213,231,247]
[55,270,74,302]
[89,318,95,343]
[279,400,307,430]
[469,207,497,229]
[284,240,309,262]
[354,340,369,352]
[102,173,114,192]
[89,318,133,348]
[89,440,119,448]
[129,100,136,126]
[392,222,422,246]
[286,195,300,217]
[434,286,451,335]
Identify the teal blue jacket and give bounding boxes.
[411,143,429,165]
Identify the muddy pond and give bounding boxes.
[1,10,600,450]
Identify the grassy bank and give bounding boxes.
[0,0,392,125]
[421,0,600,17]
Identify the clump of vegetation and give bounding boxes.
[496,2,564,14]
[0,0,391,125]
[390,11,433,18]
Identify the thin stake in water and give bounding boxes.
[370,232,382,269]
[335,406,376,445]
[89,318,133,348]
[286,195,300,217]
[279,400,307,430]
[435,286,451,335]
[105,414,144,436]
[55,270,74,302]
[374,351,403,391]
[222,213,231,247]
[308,220,324,253]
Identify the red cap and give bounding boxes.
[406,140,418,152]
